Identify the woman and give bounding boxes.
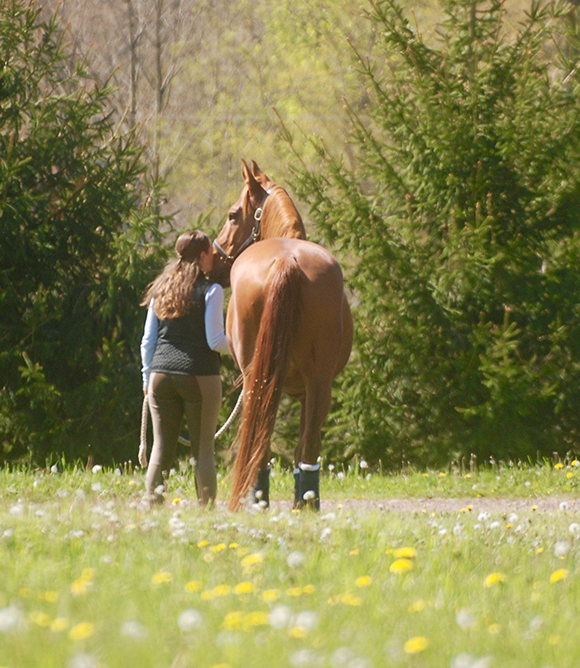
[140,230,229,505]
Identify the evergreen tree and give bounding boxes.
[289,0,580,466]
[0,0,167,465]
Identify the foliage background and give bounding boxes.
[2,0,580,467]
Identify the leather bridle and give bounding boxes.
[213,188,273,265]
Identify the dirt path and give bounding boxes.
[266,497,580,514]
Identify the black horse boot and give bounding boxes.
[298,462,320,511]
[253,465,271,507]
[293,467,301,509]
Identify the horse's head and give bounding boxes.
[209,159,305,287]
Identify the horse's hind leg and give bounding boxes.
[294,381,332,510]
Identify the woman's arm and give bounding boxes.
[140,300,158,391]
[205,283,230,354]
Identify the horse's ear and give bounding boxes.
[251,160,270,187]
[241,158,263,199]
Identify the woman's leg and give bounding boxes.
[146,373,184,495]
[175,374,221,505]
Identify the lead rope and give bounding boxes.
[138,390,243,468]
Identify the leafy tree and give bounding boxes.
[0,0,167,465]
[288,0,580,467]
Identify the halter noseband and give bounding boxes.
[213,188,273,265]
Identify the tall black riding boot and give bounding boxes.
[253,465,271,507]
[298,463,320,511]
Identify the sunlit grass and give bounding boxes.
[1,462,580,667]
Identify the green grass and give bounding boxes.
[1,462,580,667]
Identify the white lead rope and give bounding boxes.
[138,390,243,468]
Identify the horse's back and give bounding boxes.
[227,238,352,386]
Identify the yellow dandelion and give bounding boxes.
[349,548,360,556]
[185,580,202,592]
[71,578,93,596]
[228,543,239,549]
[438,472,446,477]
[210,543,227,553]
[172,497,182,505]
[340,593,362,606]
[212,584,231,597]
[394,547,417,559]
[242,611,269,629]
[302,584,315,594]
[287,587,303,597]
[41,591,58,603]
[555,462,564,469]
[423,473,429,477]
[549,569,569,583]
[151,571,173,586]
[262,589,280,603]
[289,626,307,639]
[390,558,413,574]
[404,636,429,654]
[355,576,372,588]
[234,582,255,595]
[197,540,209,548]
[29,611,51,627]
[536,547,544,554]
[50,618,69,633]
[408,600,426,613]
[488,623,502,634]
[567,472,574,479]
[69,622,95,641]
[240,553,264,568]
[200,590,213,601]
[222,611,244,630]
[19,587,33,598]
[484,572,506,588]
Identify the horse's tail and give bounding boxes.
[229,256,303,510]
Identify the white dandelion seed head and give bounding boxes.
[91,482,102,493]
[438,528,448,537]
[529,615,543,632]
[328,464,335,471]
[289,649,319,667]
[0,605,24,633]
[320,527,332,542]
[303,490,316,501]
[489,521,500,530]
[337,472,345,481]
[455,608,475,630]
[453,523,464,536]
[287,551,305,568]
[559,501,569,512]
[508,513,518,524]
[9,504,24,517]
[177,609,203,633]
[477,512,490,523]
[292,610,319,633]
[554,540,570,558]
[569,523,580,535]
[269,605,293,630]
[154,485,165,496]
[360,460,369,469]
[68,653,99,668]
[121,620,148,639]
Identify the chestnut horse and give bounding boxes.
[212,160,353,510]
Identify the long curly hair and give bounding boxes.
[142,230,211,319]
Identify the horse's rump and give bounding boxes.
[229,255,303,509]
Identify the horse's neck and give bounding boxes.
[262,190,306,240]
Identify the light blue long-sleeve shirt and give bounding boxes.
[140,283,229,390]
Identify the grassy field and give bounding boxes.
[1,461,580,668]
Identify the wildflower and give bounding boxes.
[269,605,293,630]
[197,540,209,547]
[287,587,303,597]
[393,547,416,559]
[404,636,429,654]
[51,617,69,632]
[488,623,501,634]
[222,611,243,630]
[390,558,413,574]
[408,600,426,613]
[549,569,569,583]
[553,540,570,558]
[291,611,319,635]
[177,609,202,632]
[185,580,202,592]
[320,527,332,541]
[360,460,368,469]
[30,611,51,627]
[349,548,360,556]
[286,551,305,568]
[172,498,182,505]
[559,501,569,511]
[455,608,475,629]
[210,543,227,553]
[570,523,580,535]
[262,589,280,603]
[69,622,95,641]
[241,553,264,574]
[484,572,506,587]
[234,582,255,595]
[151,571,173,586]
[355,576,372,588]
[340,593,362,606]
[0,605,23,633]
[242,611,269,629]
[69,652,99,668]
[554,463,564,469]
[121,620,148,639]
